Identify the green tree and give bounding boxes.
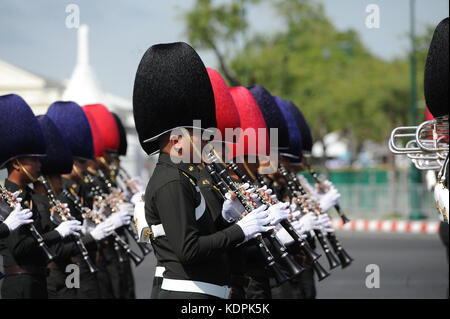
[182,0,433,166]
[182,0,259,86]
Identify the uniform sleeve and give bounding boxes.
[0,222,10,239]
[5,209,61,259]
[154,179,244,265]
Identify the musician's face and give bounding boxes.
[74,159,88,174]
[18,157,41,181]
[170,129,206,162]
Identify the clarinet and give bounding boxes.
[222,160,331,280]
[86,171,152,257]
[206,153,307,280]
[204,163,290,286]
[0,184,56,261]
[280,165,353,269]
[303,163,350,224]
[228,162,322,263]
[61,189,144,267]
[38,177,98,273]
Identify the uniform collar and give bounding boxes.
[158,152,202,181]
[4,179,33,202]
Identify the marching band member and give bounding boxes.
[0,94,82,299]
[1,195,34,239]
[82,104,133,299]
[133,42,273,299]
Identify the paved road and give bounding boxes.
[133,231,449,299]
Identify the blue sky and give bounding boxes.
[0,0,448,100]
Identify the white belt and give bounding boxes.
[161,278,230,299]
[154,266,165,278]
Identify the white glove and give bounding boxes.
[246,185,262,207]
[276,224,307,245]
[298,175,317,197]
[221,192,245,223]
[128,177,146,193]
[317,213,334,233]
[55,220,82,238]
[3,203,33,232]
[297,212,321,236]
[130,192,145,206]
[81,218,97,235]
[106,211,131,229]
[236,204,274,242]
[262,187,278,202]
[275,226,295,245]
[118,203,134,216]
[90,220,115,241]
[292,220,308,237]
[267,202,290,225]
[319,188,340,213]
[434,183,449,223]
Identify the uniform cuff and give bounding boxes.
[43,230,62,245]
[222,223,245,246]
[0,222,10,237]
[80,234,97,250]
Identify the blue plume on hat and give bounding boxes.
[37,115,74,175]
[248,85,289,150]
[0,94,47,168]
[274,96,303,161]
[46,101,94,160]
[287,101,313,153]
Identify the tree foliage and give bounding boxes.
[182,0,434,161]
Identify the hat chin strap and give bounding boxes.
[73,164,85,180]
[15,159,37,183]
[98,156,116,183]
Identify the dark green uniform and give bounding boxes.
[33,188,98,299]
[0,180,61,299]
[145,153,245,299]
[61,177,101,299]
[0,223,10,239]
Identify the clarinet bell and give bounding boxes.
[336,248,354,269]
[300,240,321,262]
[312,259,330,282]
[340,213,350,224]
[324,250,341,270]
[268,261,290,287]
[335,204,350,224]
[280,254,305,279]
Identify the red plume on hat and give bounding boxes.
[82,104,120,152]
[82,106,105,158]
[206,68,240,141]
[228,86,270,159]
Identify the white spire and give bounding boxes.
[62,24,103,105]
[77,24,89,66]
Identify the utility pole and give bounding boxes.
[408,0,425,220]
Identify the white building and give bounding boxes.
[0,24,149,180]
